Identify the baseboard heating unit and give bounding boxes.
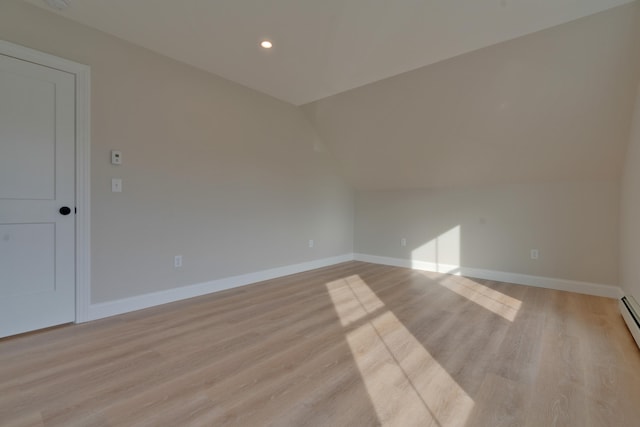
[620,296,640,350]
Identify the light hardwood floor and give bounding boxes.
[1,261,640,427]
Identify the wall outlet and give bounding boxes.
[530,249,539,260]
[308,239,314,248]
[401,238,407,247]
[174,255,183,268]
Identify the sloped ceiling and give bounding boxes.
[24,0,634,105]
[304,4,640,190]
[21,0,640,191]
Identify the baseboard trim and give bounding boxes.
[86,252,620,322]
[87,254,355,321]
[354,253,621,299]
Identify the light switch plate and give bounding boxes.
[112,178,122,192]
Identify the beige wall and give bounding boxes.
[619,4,640,302]
[621,86,640,300]
[303,4,640,191]
[356,181,619,285]
[2,0,637,304]
[307,3,640,288]
[0,0,353,303]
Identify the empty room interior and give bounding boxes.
[2,0,640,426]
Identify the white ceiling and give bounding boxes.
[26,0,635,105]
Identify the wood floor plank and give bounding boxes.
[1,261,639,427]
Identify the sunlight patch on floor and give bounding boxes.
[326,275,474,427]
[437,275,522,322]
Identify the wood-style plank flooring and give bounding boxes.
[1,261,640,426]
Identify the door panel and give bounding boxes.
[0,71,56,200]
[0,53,76,338]
[0,223,55,297]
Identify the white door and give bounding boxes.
[0,53,76,338]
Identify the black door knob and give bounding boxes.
[59,206,72,216]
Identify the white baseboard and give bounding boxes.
[86,254,355,321]
[354,253,622,299]
[86,252,621,322]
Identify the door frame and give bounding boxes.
[0,40,91,323]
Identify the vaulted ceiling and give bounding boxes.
[25,0,634,105]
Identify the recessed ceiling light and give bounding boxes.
[260,40,273,49]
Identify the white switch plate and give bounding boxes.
[111,178,122,192]
[401,238,407,247]
[111,150,122,165]
[530,249,539,260]
[174,255,183,268]
[308,239,314,248]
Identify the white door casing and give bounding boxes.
[0,41,90,336]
